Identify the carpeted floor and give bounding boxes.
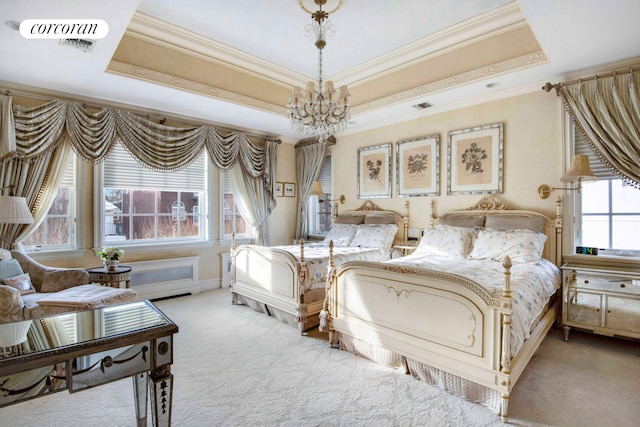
[3,288,639,426]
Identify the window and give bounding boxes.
[100,144,206,245]
[222,170,250,238]
[574,129,640,254]
[23,155,76,250]
[307,152,332,235]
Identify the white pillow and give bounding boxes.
[324,223,359,246]
[468,228,547,263]
[414,225,474,258]
[350,224,399,250]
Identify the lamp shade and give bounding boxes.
[0,195,34,224]
[308,181,325,197]
[560,155,597,183]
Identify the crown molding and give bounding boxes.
[106,60,288,116]
[351,50,547,115]
[127,12,308,88]
[331,2,527,86]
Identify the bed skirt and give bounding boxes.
[337,332,500,413]
[235,287,325,331]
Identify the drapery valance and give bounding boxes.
[0,95,279,247]
[544,68,640,187]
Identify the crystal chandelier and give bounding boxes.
[287,0,350,142]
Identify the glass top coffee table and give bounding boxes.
[0,300,178,426]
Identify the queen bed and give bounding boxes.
[321,197,563,421]
[231,200,409,333]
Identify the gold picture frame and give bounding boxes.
[284,182,296,197]
[447,123,503,195]
[396,134,440,197]
[275,182,284,197]
[357,143,392,199]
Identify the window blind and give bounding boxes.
[574,126,616,179]
[318,153,332,195]
[60,154,75,188]
[104,143,206,191]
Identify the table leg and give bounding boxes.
[150,364,173,427]
[132,372,148,427]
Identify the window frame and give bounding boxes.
[94,151,212,254]
[306,149,334,237]
[219,169,254,245]
[567,113,640,258]
[22,155,84,256]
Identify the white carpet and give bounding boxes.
[3,288,639,426]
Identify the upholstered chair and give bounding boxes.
[0,249,89,322]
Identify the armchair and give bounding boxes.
[0,249,135,323]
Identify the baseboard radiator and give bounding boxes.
[127,256,200,300]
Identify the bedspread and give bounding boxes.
[384,254,561,355]
[276,243,390,291]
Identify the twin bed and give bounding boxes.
[231,200,409,333]
[232,196,563,421]
[322,197,563,421]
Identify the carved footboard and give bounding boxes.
[325,258,554,421]
[231,240,328,334]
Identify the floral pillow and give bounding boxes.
[414,225,475,258]
[468,228,547,263]
[350,224,399,250]
[324,223,360,246]
[3,273,36,295]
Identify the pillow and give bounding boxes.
[324,223,359,246]
[335,215,366,225]
[414,225,475,258]
[364,215,398,225]
[2,273,36,295]
[468,229,547,263]
[484,214,545,233]
[0,259,24,280]
[438,215,485,228]
[350,224,399,250]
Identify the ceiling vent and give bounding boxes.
[412,101,434,110]
[59,38,96,53]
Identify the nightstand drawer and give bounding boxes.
[576,273,640,294]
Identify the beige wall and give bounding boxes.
[24,90,563,288]
[331,91,563,231]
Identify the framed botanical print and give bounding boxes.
[275,182,283,197]
[284,182,296,197]
[447,123,503,195]
[357,143,392,198]
[396,134,440,197]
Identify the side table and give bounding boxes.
[393,241,419,256]
[86,265,132,289]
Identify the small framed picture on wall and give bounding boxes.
[396,134,440,197]
[284,182,296,197]
[275,182,284,197]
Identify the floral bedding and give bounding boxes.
[276,243,391,291]
[384,253,561,356]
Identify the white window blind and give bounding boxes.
[574,126,616,179]
[60,154,75,188]
[104,143,206,191]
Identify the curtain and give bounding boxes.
[294,140,327,240]
[550,69,640,187]
[228,140,278,246]
[0,96,280,248]
[0,94,71,248]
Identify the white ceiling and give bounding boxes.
[1,0,640,143]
